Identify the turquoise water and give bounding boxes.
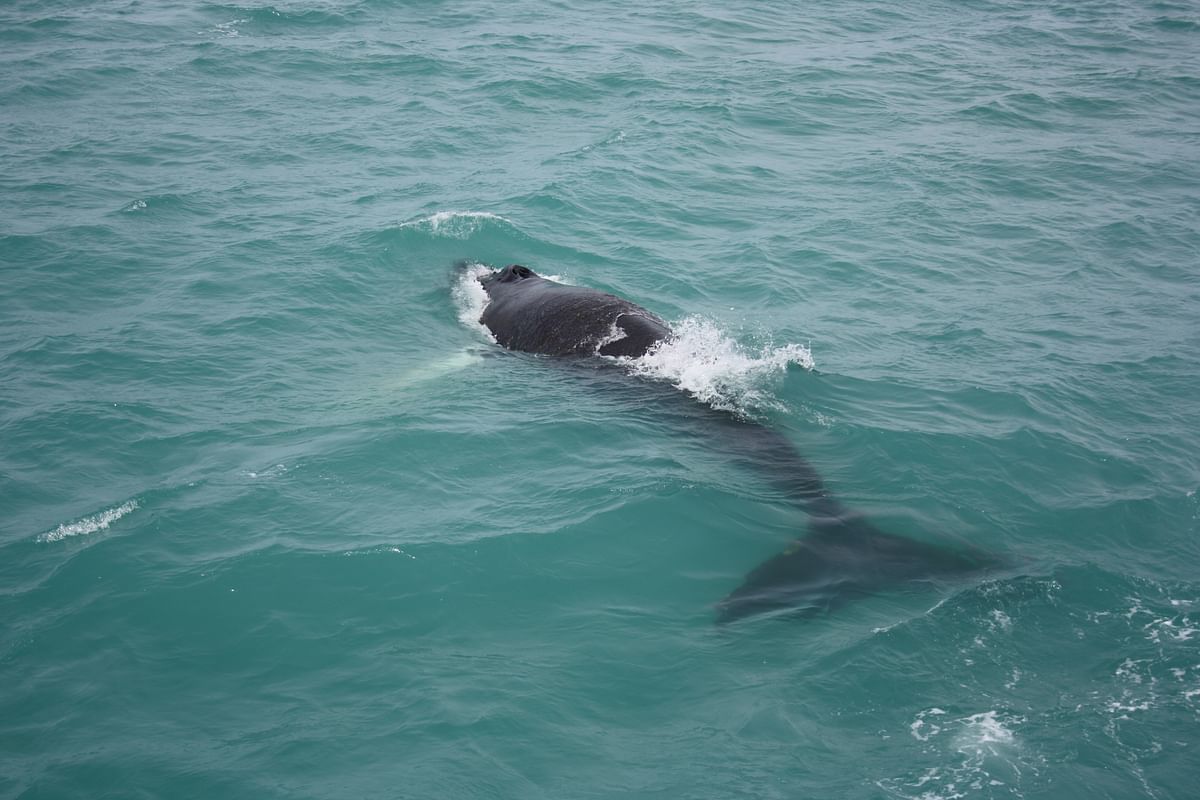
[3,0,1200,797]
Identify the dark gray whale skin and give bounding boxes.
[475,263,1001,624]
[479,264,671,357]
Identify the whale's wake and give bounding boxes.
[629,316,813,414]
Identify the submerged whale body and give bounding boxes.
[714,513,998,623]
[474,263,999,623]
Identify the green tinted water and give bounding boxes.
[2,1,1199,797]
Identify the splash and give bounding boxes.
[38,500,139,543]
[627,316,814,413]
[451,262,495,340]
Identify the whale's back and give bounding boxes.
[481,278,670,358]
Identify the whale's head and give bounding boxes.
[479,264,538,295]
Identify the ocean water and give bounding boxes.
[2,0,1199,797]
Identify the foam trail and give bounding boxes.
[38,500,139,543]
[628,316,814,413]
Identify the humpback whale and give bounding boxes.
[475,263,999,623]
[479,264,671,357]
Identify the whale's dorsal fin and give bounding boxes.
[597,313,671,358]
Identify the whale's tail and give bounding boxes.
[715,511,1002,624]
[709,415,1003,624]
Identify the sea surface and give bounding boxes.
[2,1,1199,798]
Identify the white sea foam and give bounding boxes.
[399,210,510,238]
[212,19,246,37]
[452,261,495,341]
[38,500,139,543]
[244,463,288,480]
[954,711,1016,756]
[885,709,1024,800]
[910,707,947,741]
[1145,616,1198,643]
[342,546,417,559]
[907,708,1020,757]
[1124,594,1200,643]
[627,316,814,413]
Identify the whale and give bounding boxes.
[474,263,1000,623]
[479,263,671,357]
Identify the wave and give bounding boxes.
[398,211,515,240]
[203,4,359,32]
[38,500,139,543]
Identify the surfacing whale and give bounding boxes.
[474,263,1000,623]
[479,264,671,357]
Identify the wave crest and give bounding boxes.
[38,500,139,543]
[399,211,512,239]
